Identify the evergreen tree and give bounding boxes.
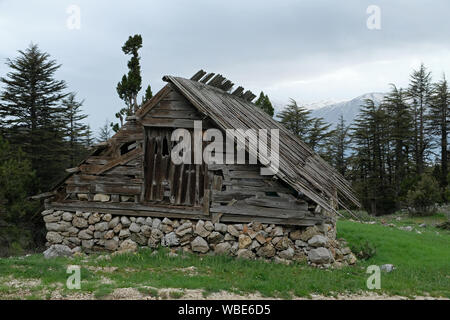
[0,44,68,190]
[428,76,450,196]
[307,117,333,153]
[407,64,433,175]
[327,115,351,176]
[60,93,88,167]
[255,91,274,117]
[98,120,113,143]
[277,99,313,140]
[383,84,414,204]
[142,85,153,105]
[84,125,94,148]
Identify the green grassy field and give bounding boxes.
[0,213,448,300]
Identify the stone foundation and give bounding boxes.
[41,209,356,267]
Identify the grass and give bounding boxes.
[0,212,448,300]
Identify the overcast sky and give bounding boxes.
[1,0,450,132]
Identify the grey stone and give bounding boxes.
[120,216,131,227]
[295,240,308,247]
[300,226,320,241]
[46,232,63,244]
[44,244,72,259]
[238,234,252,249]
[308,235,328,247]
[103,214,112,222]
[67,237,81,245]
[256,243,276,258]
[72,217,88,229]
[95,222,109,232]
[104,230,115,240]
[82,212,91,219]
[176,222,193,237]
[204,221,214,231]
[82,240,94,249]
[191,236,209,253]
[140,225,152,237]
[119,229,131,239]
[224,234,236,241]
[272,226,283,237]
[162,218,173,225]
[162,232,179,247]
[108,217,120,229]
[105,239,119,251]
[289,230,303,241]
[119,239,138,252]
[88,213,101,225]
[129,222,141,233]
[145,217,153,226]
[227,225,240,237]
[207,232,224,244]
[94,231,105,239]
[152,218,162,230]
[79,229,93,240]
[62,212,73,222]
[278,247,295,260]
[136,217,146,225]
[237,249,255,260]
[130,233,147,246]
[308,247,333,264]
[44,214,60,223]
[194,220,210,237]
[381,264,395,272]
[214,223,227,233]
[214,242,231,255]
[399,226,413,232]
[41,209,54,216]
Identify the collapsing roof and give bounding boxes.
[140,70,360,215]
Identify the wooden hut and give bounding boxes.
[45,70,359,228]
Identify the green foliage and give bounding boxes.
[0,44,69,190]
[350,240,377,260]
[142,85,153,105]
[0,137,38,222]
[406,174,441,216]
[254,91,274,117]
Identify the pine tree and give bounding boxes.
[98,120,113,143]
[60,93,89,167]
[84,125,94,148]
[255,91,274,117]
[407,64,433,175]
[428,76,450,196]
[277,99,313,140]
[0,44,68,190]
[116,34,143,115]
[327,115,351,176]
[383,84,414,204]
[142,85,153,105]
[307,117,333,153]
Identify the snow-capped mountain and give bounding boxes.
[309,92,386,128]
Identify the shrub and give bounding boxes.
[350,240,377,260]
[406,174,441,216]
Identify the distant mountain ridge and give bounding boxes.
[308,92,386,128]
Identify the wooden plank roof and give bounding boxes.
[162,72,360,214]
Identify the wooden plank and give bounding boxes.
[210,203,307,219]
[211,190,255,201]
[96,147,142,175]
[219,214,323,227]
[140,118,202,128]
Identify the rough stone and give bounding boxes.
[72,217,88,229]
[62,212,73,222]
[104,230,115,240]
[44,244,72,259]
[214,223,227,233]
[105,239,119,251]
[381,264,395,272]
[46,232,63,244]
[82,240,94,249]
[95,222,109,232]
[289,230,303,241]
[103,214,112,222]
[238,234,252,249]
[121,216,131,227]
[271,226,283,237]
[300,226,320,241]
[207,232,224,244]
[88,213,101,225]
[78,229,93,240]
[108,217,120,229]
[140,225,152,237]
[194,221,210,237]
[278,247,295,260]
[237,249,255,260]
[191,236,209,253]
[162,232,179,247]
[308,235,328,247]
[44,215,60,223]
[130,233,147,246]
[152,218,162,230]
[214,242,231,255]
[308,247,333,264]
[256,243,276,258]
[204,221,214,231]
[119,239,138,252]
[129,222,141,233]
[295,240,308,247]
[119,229,131,239]
[227,225,240,237]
